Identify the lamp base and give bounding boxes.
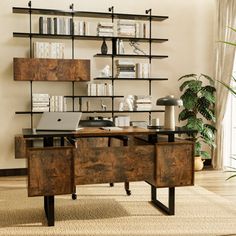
[164,106,175,130]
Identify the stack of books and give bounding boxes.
[87,83,112,96]
[50,95,66,112]
[133,95,152,111]
[97,22,114,37]
[117,20,136,37]
[115,60,136,78]
[33,42,65,59]
[117,20,148,38]
[32,94,50,112]
[136,63,150,78]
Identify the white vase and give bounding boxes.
[194,156,205,171]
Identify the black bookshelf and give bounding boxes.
[94,54,168,59]
[13,3,169,127]
[94,77,168,81]
[12,7,168,21]
[64,95,123,98]
[13,32,168,43]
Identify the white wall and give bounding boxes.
[0,0,216,169]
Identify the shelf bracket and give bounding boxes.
[108,6,114,23]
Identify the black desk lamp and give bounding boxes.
[156,95,183,130]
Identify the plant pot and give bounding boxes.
[194,156,205,171]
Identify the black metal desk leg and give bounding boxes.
[44,196,55,226]
[151,186,175,215]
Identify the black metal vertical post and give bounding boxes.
[146,8,152,125]
[70,4,75,112]
[109,6,114,118]
[28,1,33,129]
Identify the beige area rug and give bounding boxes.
[0,182,236,236]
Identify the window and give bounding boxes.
[223,58,236,169]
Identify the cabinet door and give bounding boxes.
[28,147,74,197]
[154,142,194,187]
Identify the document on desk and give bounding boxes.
[101,127,123,131]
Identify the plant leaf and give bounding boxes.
[179,80,196,92]
[220,41,236,47]
[226,174,236,181]
[200,74,214,84]
[186,117,204,131]
[178,109,195,121]
[200,89,216,104]
[178,74,197,81]
[181,89,198,110]
[195,141,201,156]
[204,124,217,132]
[200,150,211,159]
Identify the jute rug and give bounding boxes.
[0,182,236,236]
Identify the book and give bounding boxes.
[101,127,123,131]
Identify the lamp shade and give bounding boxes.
[156,95,182,130]
[156,95,183,106]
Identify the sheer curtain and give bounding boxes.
[213,0,236,169]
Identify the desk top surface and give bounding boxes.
[22,126,196,138]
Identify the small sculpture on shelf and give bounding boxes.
[101,100,107,111]
[101,39,108,54]
[119,95,134,111]
[129,40,146,55]
[99,65,110,77]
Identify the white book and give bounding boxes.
[33,93,50,98]
[98,22,113,27]
[79,21,84,35]
[50,96,55,112]
[63,97,67,112]
[85,22,90,35]
[50,43,57,58]
[87,83,91,96]
[32,107,50,112]
[74,21,79,35]
[44,42,50,58]
[91,84,97,96]
[58,96,64,112]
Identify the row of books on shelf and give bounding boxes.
[32,94,66,112]
[38,17,148,38]
[115,60,150,78]
[39,17,89,35]
[33,42,65,59]
[87,83,113,96]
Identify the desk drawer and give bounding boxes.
[74,145,154,185]
[147,142,194,188]
[28,147,74,197]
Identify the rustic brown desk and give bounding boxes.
[22,127,195,226]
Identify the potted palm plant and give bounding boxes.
[178,73,216,170]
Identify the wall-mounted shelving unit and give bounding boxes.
[13,1,169,128]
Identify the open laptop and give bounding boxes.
[36,112,82,131]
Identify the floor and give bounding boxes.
[0,170,236,202]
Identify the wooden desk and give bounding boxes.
[22,127,195,226]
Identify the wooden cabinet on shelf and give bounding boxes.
[12,1,169,127]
